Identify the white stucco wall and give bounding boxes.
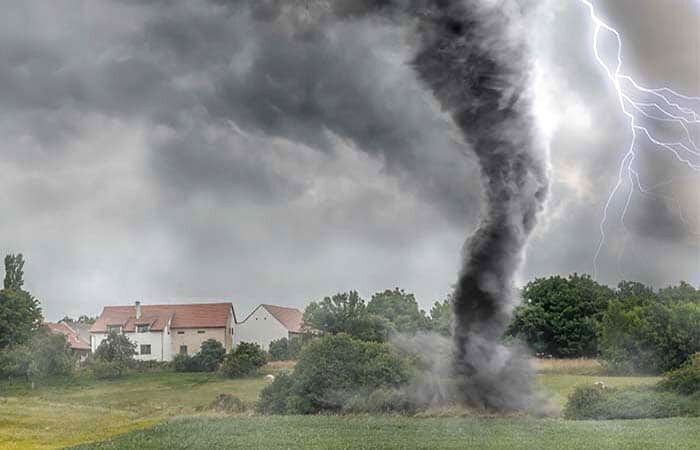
[128,330,166,361]
[234,306,289,350]
[91,328,168,361]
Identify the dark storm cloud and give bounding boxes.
[0,0,698,320]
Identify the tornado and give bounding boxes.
[410,0,549,410]
[250,0,550,410]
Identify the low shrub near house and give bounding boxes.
[220,342,267,378]
[257,334,412,414]
[173,339,227,373]
[268,336,306,361]
[91,360,127,380]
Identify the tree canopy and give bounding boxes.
[507,273,614,357]
[303,291,389,342]
[0,254,43,349]
[367,288,430,334]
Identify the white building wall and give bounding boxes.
[234,306,289,350]
[90,330,167,361]
[91,333,107,352]
[162,323,173,361]
[126,331,165,361]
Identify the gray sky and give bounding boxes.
[1,0,698,321]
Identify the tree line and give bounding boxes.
[2,253,699,382]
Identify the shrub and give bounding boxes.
[172,340,227,372]
[268,336,307,361]
[0,330,74,381]
[91,360,126,380]
[197,339,226,372]
[221,342,267,378]
[658,353,700,395]
[268,338,290,361]
[257,372,295,414]
[257,334,412,414]
[173,353,197,372]
[564,384,700,420]
[342,388,419,414]
[205,394,246,413]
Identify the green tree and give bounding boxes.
[0,254,43,349]
[303,291,389,342]
[367,288,429,334]
[598,296,700,374]
[92,332,136,378]
[3,254,25,290]
[427,297,452,336]
[507,273,614,357]
[658,281,700,304]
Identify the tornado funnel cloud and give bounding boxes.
[410,0,550,410]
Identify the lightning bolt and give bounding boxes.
[578,0,700,280]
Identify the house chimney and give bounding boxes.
[135,301,141,320]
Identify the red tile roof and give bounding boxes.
[90,303,233,333]
[46,322,91,350]
[261,304,303,332]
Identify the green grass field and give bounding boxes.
[71,416,700,450]
[0,361,680,449]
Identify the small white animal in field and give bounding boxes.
[264,374,275,382]
[594,381,607,389]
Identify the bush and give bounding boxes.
[172,339,227,372]
[172,353,197,372]
[91,360,126,380]
[268,336,307,361]
[0,330,74,381]
[204,394,246,413]
[658,353,700,395]
[221,342,267,378]
[564,384,700,420]
[257,372,295,414]
[197,339,226,372]
[268,338,290,361]
[342,387,419,414]
[257,334,412,414]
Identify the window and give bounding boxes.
[140,344,151,355]
[136,324,150,333]
[177,331,185,335]
[179,345,187,355]
[197,330,205,334]
[107,325,121,333]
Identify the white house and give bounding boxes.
[90,301,236,361]
[234,304,304,350]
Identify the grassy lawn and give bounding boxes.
[0,361,671,449]
[71,416,700,450]
[0,372,268,449]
